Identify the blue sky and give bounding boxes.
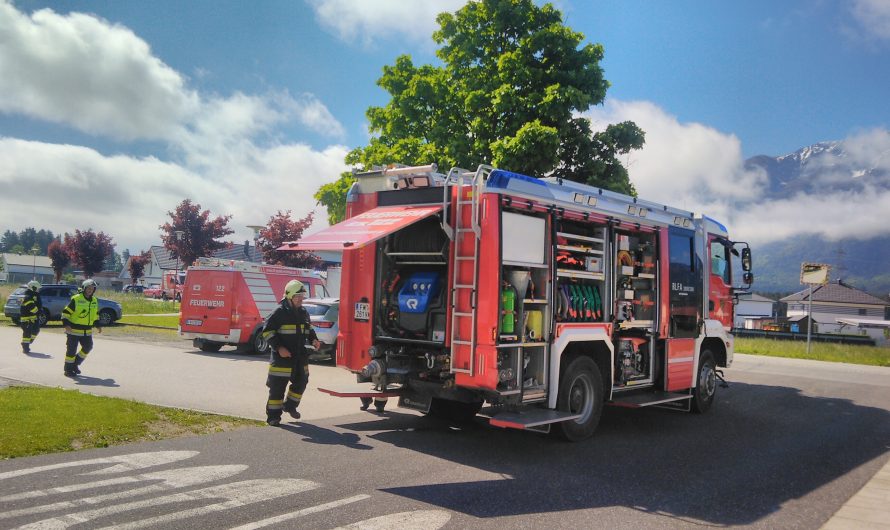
[2,0,890,253]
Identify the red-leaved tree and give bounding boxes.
[257,210,320,268]
[160,199,233,267]
[128,251,151,285]
[63,229,115,279]
[47,238,71,282]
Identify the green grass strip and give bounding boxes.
[736,338,890,367]
[0,387,260,459]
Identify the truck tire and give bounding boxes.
[199,341,223,352]
[690,350,717,414]
[98,309,115,327]
[553,355,604,442]
[252,327,270,355]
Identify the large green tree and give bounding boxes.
[316,0,644,223]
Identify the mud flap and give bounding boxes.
[398,394,432,413]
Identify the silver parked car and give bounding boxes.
[303,298,339,363]
[4,284,123,327]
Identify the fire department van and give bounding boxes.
[179,258,327,353]
[283,164,753,441]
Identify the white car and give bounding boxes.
[303,298,339,362]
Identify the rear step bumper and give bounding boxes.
[486,408,582,430]
[318,384,403,399]
[609,391,691,408]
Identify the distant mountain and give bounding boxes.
[744,143,890,298]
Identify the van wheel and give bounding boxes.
[553,356,604,442]
[253,328,270,355]
[691,350,717,414]
[199,342,223,352]
[98,309,115,327]
[37,309,50,327]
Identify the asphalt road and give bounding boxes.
[1,324,889,528]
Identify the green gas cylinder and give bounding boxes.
[501,284,516,334]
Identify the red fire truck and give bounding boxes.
[179,258,327,353]
[284,164,753,441]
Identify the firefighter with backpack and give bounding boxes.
[19,280,43,353]
[261,279,321,426]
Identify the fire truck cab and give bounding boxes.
[286,164,753,441]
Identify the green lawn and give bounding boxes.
[0,386,260,459]
[736,337,890,367]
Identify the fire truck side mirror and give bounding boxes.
[743,272,754,285]
[740,247,752,272]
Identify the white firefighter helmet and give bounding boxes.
[27,280,41,291]
[82,279,98,291]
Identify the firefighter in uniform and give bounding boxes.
[62,279,102,377]
[262,279,320,426]
[19,280,43,353]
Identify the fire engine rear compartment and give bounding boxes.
[310,165,746,440]
[355,191,677,417]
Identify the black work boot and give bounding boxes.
[283,403,301,420]
[266,416,281,426]
[22,343,29,354]
[360,397,372,411]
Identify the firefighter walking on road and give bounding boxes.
[262,279,320,426]
[62,279,103,377]
[19,280,43,353]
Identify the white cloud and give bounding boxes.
[0,1,350,253]
[0,0,197,140]
[851,0,890,41]
[0,1,345,145]
[306,0,467,47]
[0,137,348,252]
[583,99,890,246]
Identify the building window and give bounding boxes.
[858,308,867,316]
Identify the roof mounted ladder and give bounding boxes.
[445,165,491,376]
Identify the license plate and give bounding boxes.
[185,319,203,326]
[354,302,370,322]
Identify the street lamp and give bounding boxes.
[30,244,39,280]
[246,225,263,264]
[174,230,184,305]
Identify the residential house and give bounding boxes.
[0,253,54,284]
[734,293,776,329]
[119,242,263,287]
[780,280,889,343]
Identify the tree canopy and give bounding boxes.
[127,251,151,284]
[63,229,114,278]
[256,210,320,269]
[47,239,71,282]
[160,199,233,267]
[316,0,644,223]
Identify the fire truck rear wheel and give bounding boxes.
[690,350,717,414]
[553,356,603,442]
[253,328,270,355]
[199,341,223,352]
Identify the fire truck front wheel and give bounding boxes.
[690,350,717,414]
[554,356,604,442]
